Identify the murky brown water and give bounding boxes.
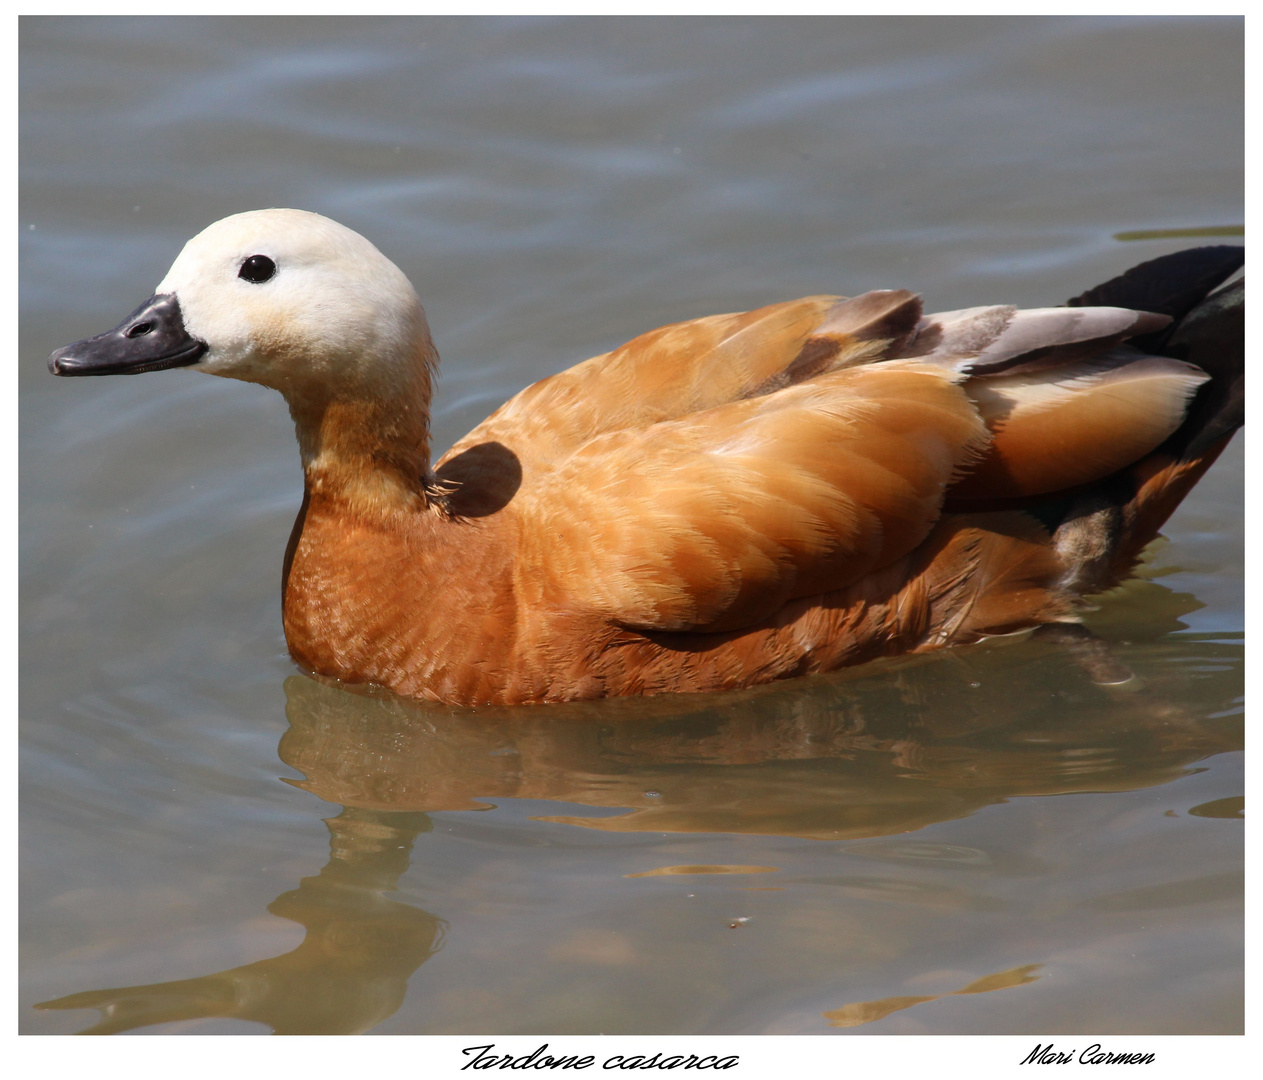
[20,16,1242,1036]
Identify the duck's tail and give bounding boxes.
[1049,246,1244,593]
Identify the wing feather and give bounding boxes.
[950,351,1208,500]
[520,363,989,633]
[908,304,1170,375]
[438,291,925,477]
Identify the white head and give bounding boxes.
[49,209,442,503]
[154,208,435,400]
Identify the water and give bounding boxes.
[20,16,1243,1037]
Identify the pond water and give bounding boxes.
[20,16,1243,1039]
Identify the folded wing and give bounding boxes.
[518,362,987,633]
[440,286,1214,635]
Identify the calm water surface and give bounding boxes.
[20,16,1243,1036]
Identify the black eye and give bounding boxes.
[238,254,276,283]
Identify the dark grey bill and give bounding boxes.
[48,294,208,376]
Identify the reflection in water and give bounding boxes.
[278,626,1241,843]
[39,604,1241,1034]
[824,964,1044,1028]
[37,809,443,1035]
[1188,796,1243,819]
[625,866,779,878]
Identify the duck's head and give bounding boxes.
[48,208,436,404]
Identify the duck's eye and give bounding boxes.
[238,255,277,284]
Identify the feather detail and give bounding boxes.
[523,363,988,634]
[949,351,1208,500]
[907,304,1169,376]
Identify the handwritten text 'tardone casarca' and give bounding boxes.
[460,1044,740,1071]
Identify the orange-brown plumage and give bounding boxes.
[48,212,1243,705]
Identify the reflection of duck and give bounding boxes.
[37,809,442,1035]
[279,614,1242,840]
[49,211,1243,704]
[36,625,1240,1035]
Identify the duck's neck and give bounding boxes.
[286,345,441,519]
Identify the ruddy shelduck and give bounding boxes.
[49,210,1244,705]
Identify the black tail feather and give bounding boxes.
[1160,277,1244,461]
[1067,244,1244,355]
[1068,245,1244,462]
[1025,248,1244,542]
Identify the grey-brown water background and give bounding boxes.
[20,16,1243,1035]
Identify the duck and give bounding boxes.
[48,209,1244,706]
